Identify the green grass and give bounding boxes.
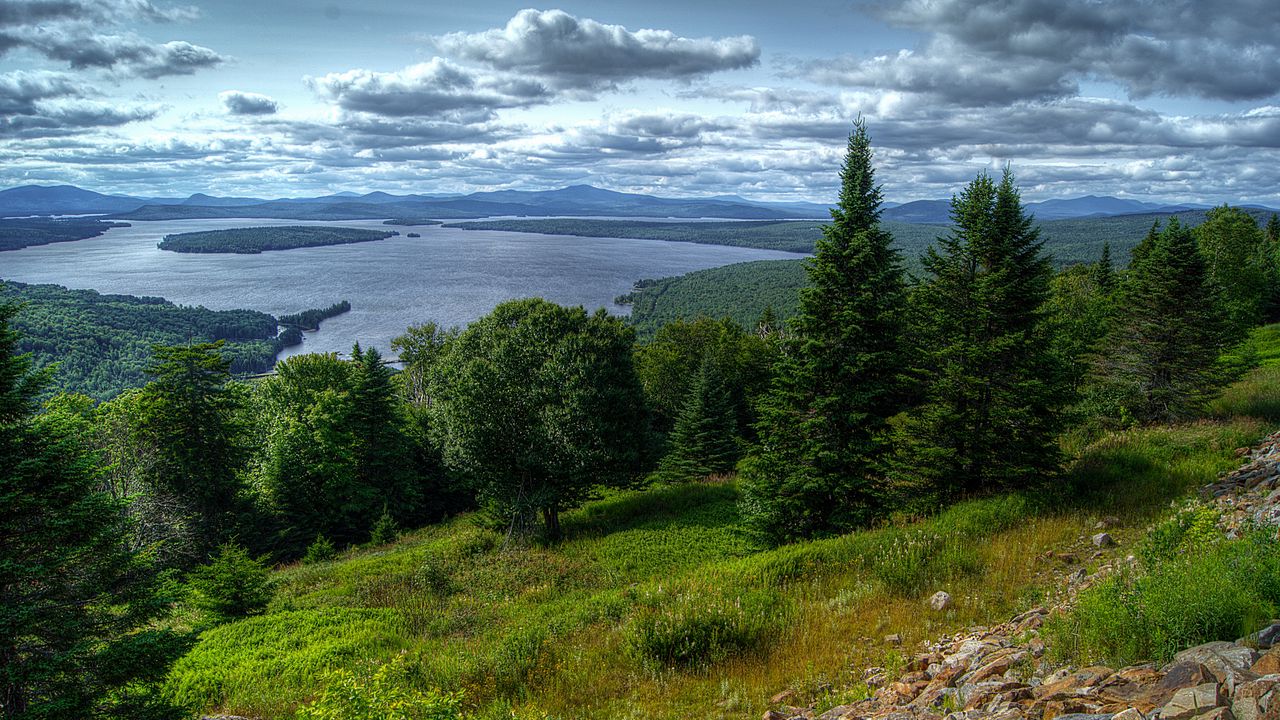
[166,331,1280,719]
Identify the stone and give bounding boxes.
[1231,676,1280,720]
[1253,649,1280,676]
[1093,532,1117,548]
[1244,624,1280,651]
[931,591,954,611]
[763,712,790,720]
[1112,709,1147,720]
[771,690,797,705]
[887,633,903,645]
[1161,683,1227,720]
[1193,708,1237,720]
[816,705,862,720]
[1052,715,1114,720]
[1035,666,1116,700]
[1172,642,1261,691]
[1162,663,1220,692]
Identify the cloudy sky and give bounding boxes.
[1,0,1278,204]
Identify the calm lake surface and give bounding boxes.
[0,218,804,359]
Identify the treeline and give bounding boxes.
[278,300,351,330]
[619,260,807,337]
[157,226,398,254]
[0,217,130,251]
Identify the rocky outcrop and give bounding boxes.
[761,431,1280,720]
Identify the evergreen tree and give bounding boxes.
[350,344,420,526]
[892,169,1067,503]
[1092,241,1115,295]
[1,303,185,719]
[1099,218,1227,422]
[738,119,908,542]
[658,354,739,480]
[130,342,246,554]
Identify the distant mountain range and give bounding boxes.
[0,184,1273,223]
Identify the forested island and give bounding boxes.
[278,300,351,331]
[157,226,399,254]
[0,217,130,251]
[619,259,807,337]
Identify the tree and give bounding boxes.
[892,169,1067,503]
[129,342,247,553]
[349,344,420,527]
[1193,205,1275,338]
[1,303,185,719]
[1099,218,1227,423]
[1092,241,1115,295]
[738,119,908,542]
[658,354,739,480]
[428,299,649,541]
[186,543,272,622]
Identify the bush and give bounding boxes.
[370,508,401,546]
[624,584,788,672]
[186,544,272,622]
[1139,503,1222,567]
[294,655,464,720]
[1048,528,1280,666]
[304,534,337,564]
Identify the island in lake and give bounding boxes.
[157,226,399,254]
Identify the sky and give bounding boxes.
[1,0,1279,204]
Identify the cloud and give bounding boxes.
[0,0,221,78]
[814,0,1280,104]
[220,90,278,116]
[308,58,551,121]
[433,8,758,91]
[0,69,155,137]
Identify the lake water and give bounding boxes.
[0,218,804,359]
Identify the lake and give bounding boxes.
[0,218,805,358]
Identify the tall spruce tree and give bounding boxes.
[738,119,907,542]
[659,354,739,481]
[1100,218,1227,422]
[1093,241,1115,295]
[892,169,1066,502]
[1,303,185,719]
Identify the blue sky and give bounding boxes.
[1,0,1278,204]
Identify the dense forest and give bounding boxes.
[0,282,356,399]
[277,301,351,331]
[0,217,130,251]
[619,259,807,336]
[157,226,398,254]
[8,121,1280,720]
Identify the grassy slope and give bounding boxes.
[167,331,1280,720]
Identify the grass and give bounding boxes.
[165,330,1280,719]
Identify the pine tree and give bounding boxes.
[1093,241,1115,295]
[659,354,739,480]
[892,169,1066,503]
[350,344,420,528]
[1,302,185,719]
[1100,218,1227,422]
[738,119,908,542]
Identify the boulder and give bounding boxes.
[1254,650,1280,677]
[1112,709,1146,720]
[1161,683,1227,720]
[815,705,862,720]
[1244,624,1280,651]
[1093,532,1117,548]
[1231,675,1280,720]
[1171,642,1261,691]
[931,591,954,611]
[1193,708,1237,720]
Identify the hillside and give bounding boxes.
[165,334,1280,719]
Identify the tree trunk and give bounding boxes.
[541,506,562,542]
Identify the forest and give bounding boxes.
[7,121,1280,719]
[0,217,130,251]
[0,282,354,399]
[157,226,398,254]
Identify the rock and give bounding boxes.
[1231,676,1280,720]
[1244,623,1280,651]
[931,591,953,611]
[816,705,862,720]
[1161,683,1227,720]
[1093,532,1117,548]
[886,633,903,645]
[1172,642,1261,691]
[1162,663,1220,692]
[763,712,790,720]
[1193,708,1236,720]
[1112,709,1147,720]
[1052,715,1114,720]
[1253,649,1280,676]
[771,689,797,705]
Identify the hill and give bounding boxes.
[163,330,1280,719]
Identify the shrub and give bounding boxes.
[294,655,465,720]
[370,507,401,546]
[1139,503,1222,567]
[1048,528,1280,666]
[186,543,272,622]
[624,584,788,672]
[304,534,337,564]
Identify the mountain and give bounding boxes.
[0,185,152,215]
[882,199,953,223]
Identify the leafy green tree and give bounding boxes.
[1048,262,1117,390]
[738,119,908,541]
[1194,205,1275,338]
[1099,218,1227,423]
[186,543,272,623]
[130,341,247,552]
[1,303,186,719]
[658,354,739,480]
[428,299,649,541]
[892,169,1067,503]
